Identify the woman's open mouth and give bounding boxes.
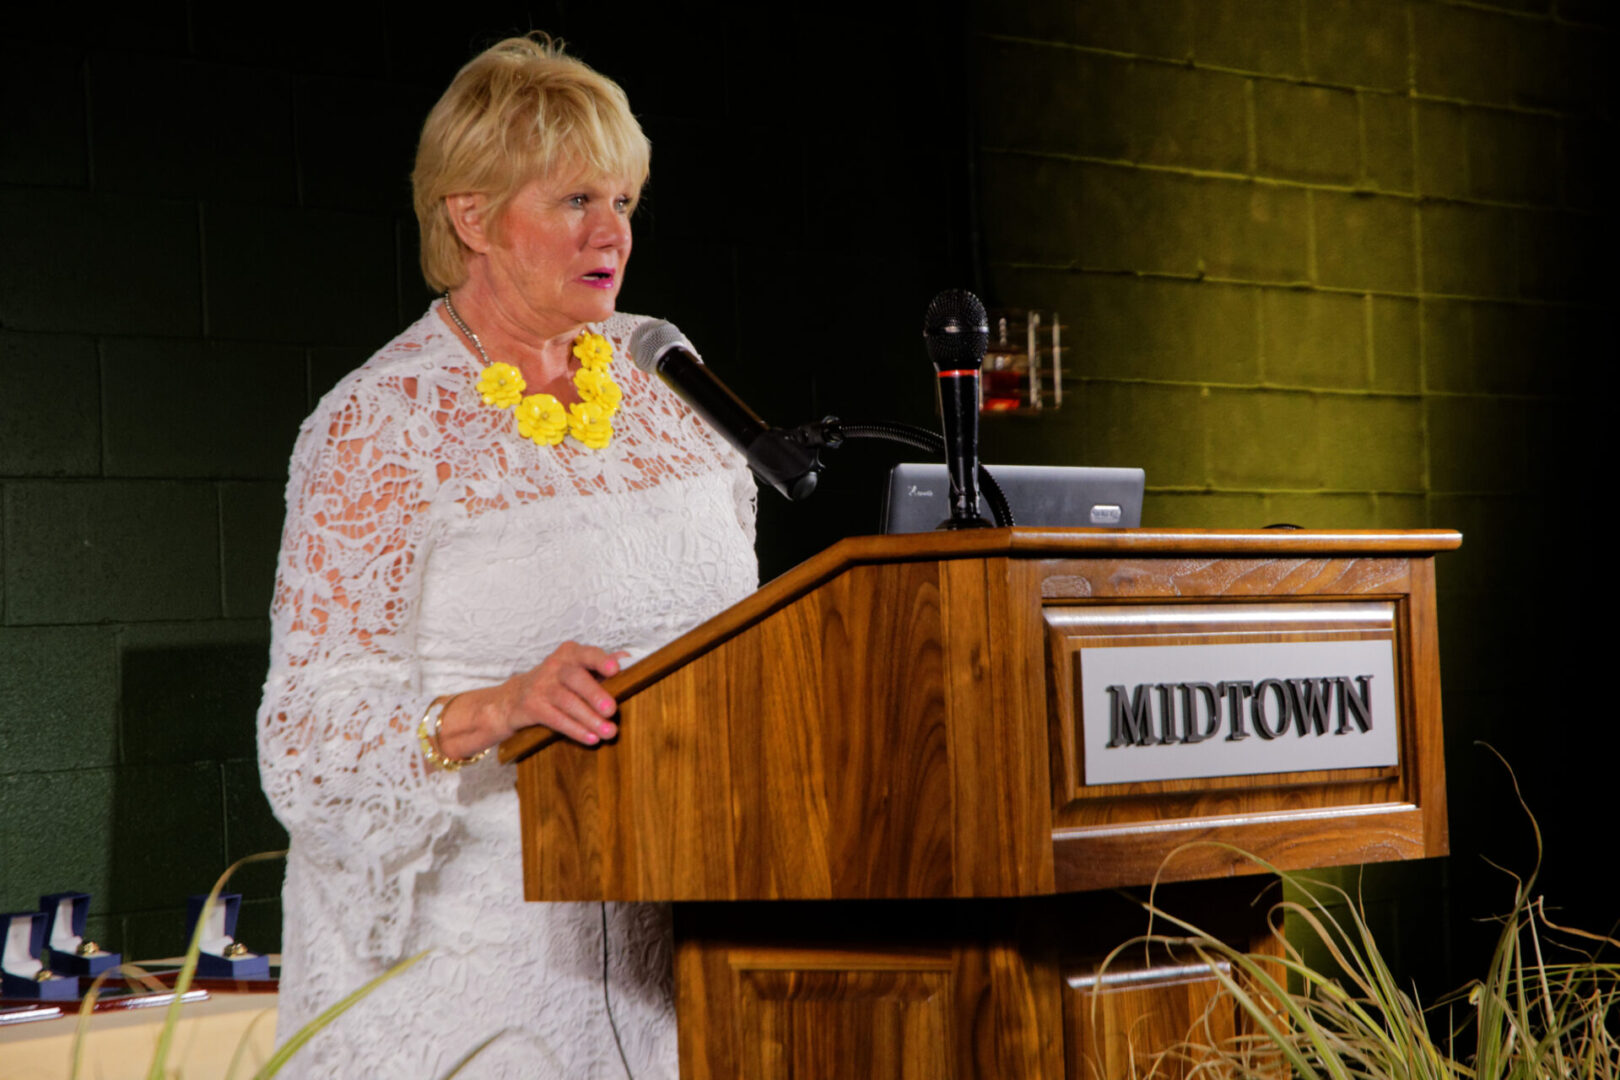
[580,269,617,288]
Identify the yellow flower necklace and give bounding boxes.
[443,292,621,450]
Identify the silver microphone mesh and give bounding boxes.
[628,319,698,373]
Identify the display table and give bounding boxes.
[0,990,277,1079]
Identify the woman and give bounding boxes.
[257,35,757,1078]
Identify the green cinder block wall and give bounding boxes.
[973,0,1612,989]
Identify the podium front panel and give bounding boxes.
[510,531,1452,901]
[1034,551,1447,890]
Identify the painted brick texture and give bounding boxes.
[973,0,1610,991]
[975,0,1603,509]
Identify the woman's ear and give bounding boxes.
[446,193,493,254]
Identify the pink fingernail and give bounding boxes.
[598,699,613,714]
[585,733,600,745]
[599,722,618,738]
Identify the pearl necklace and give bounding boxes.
[442,292,621,450]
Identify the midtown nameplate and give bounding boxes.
[1079,638,1400,785]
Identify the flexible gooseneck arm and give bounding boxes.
[756,417,1015,528]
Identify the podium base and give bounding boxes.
[674,880,1280,1080]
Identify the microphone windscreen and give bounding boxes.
[628,319,698,374]
[922,289,990,370]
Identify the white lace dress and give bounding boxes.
[257,302,758,1078]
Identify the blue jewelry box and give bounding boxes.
[41,892,122,976]
[2,911,79,1000]
[185,893,270,979]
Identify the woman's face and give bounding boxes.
[484,171,635,336]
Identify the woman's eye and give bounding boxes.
[567,194,588,208]
[614,196,633,213]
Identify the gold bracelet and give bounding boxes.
[417,693,490,772]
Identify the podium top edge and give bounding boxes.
[864,526,1463,558]
[499,528,1460,765]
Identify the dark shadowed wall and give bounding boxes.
[1,0,1612,994]
[972,0,1613,992]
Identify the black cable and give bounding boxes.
[832,419,1015,528]
[600,902,635,1080]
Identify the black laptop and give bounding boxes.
[880,463,1145,534]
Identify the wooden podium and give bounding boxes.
[501,528,1459,1078]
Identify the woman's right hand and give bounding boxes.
[434,642,627,762]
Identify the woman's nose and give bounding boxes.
[590,208,631,248]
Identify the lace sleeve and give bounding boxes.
[257,370,457,961]
[732,463,759,547]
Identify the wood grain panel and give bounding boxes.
[994,558,1060,896]
[1052,804,1426,890]
[674,900,1066,1080]
[818,562,954,898]
[1404,558,1449,856]
[673,652,742,898]
[1047,599,1398,635]
[1039,555,1413,602]
[731,590,832,898]
[521,650,739,901]
[537,658,740,900]
[520,722,602,902]
[675,927,730,1080]
[975,935,1065,1077]
[737,966,954,1080]
[942,558,1056,897]
[940,557,997,897]
[603,661,694,897]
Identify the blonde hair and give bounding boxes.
[411,34,650,293]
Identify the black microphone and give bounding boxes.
[629,320,820,501]
[922,289,992,529]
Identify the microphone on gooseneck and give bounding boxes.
[922,289,992,529]
[628,320,821,502]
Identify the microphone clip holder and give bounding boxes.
[746,422,834,502]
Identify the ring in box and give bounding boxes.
[2,911,78,1000]
[41,892,121,976]
[185,893,270,979]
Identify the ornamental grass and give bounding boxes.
[1124,762,1619,1080]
